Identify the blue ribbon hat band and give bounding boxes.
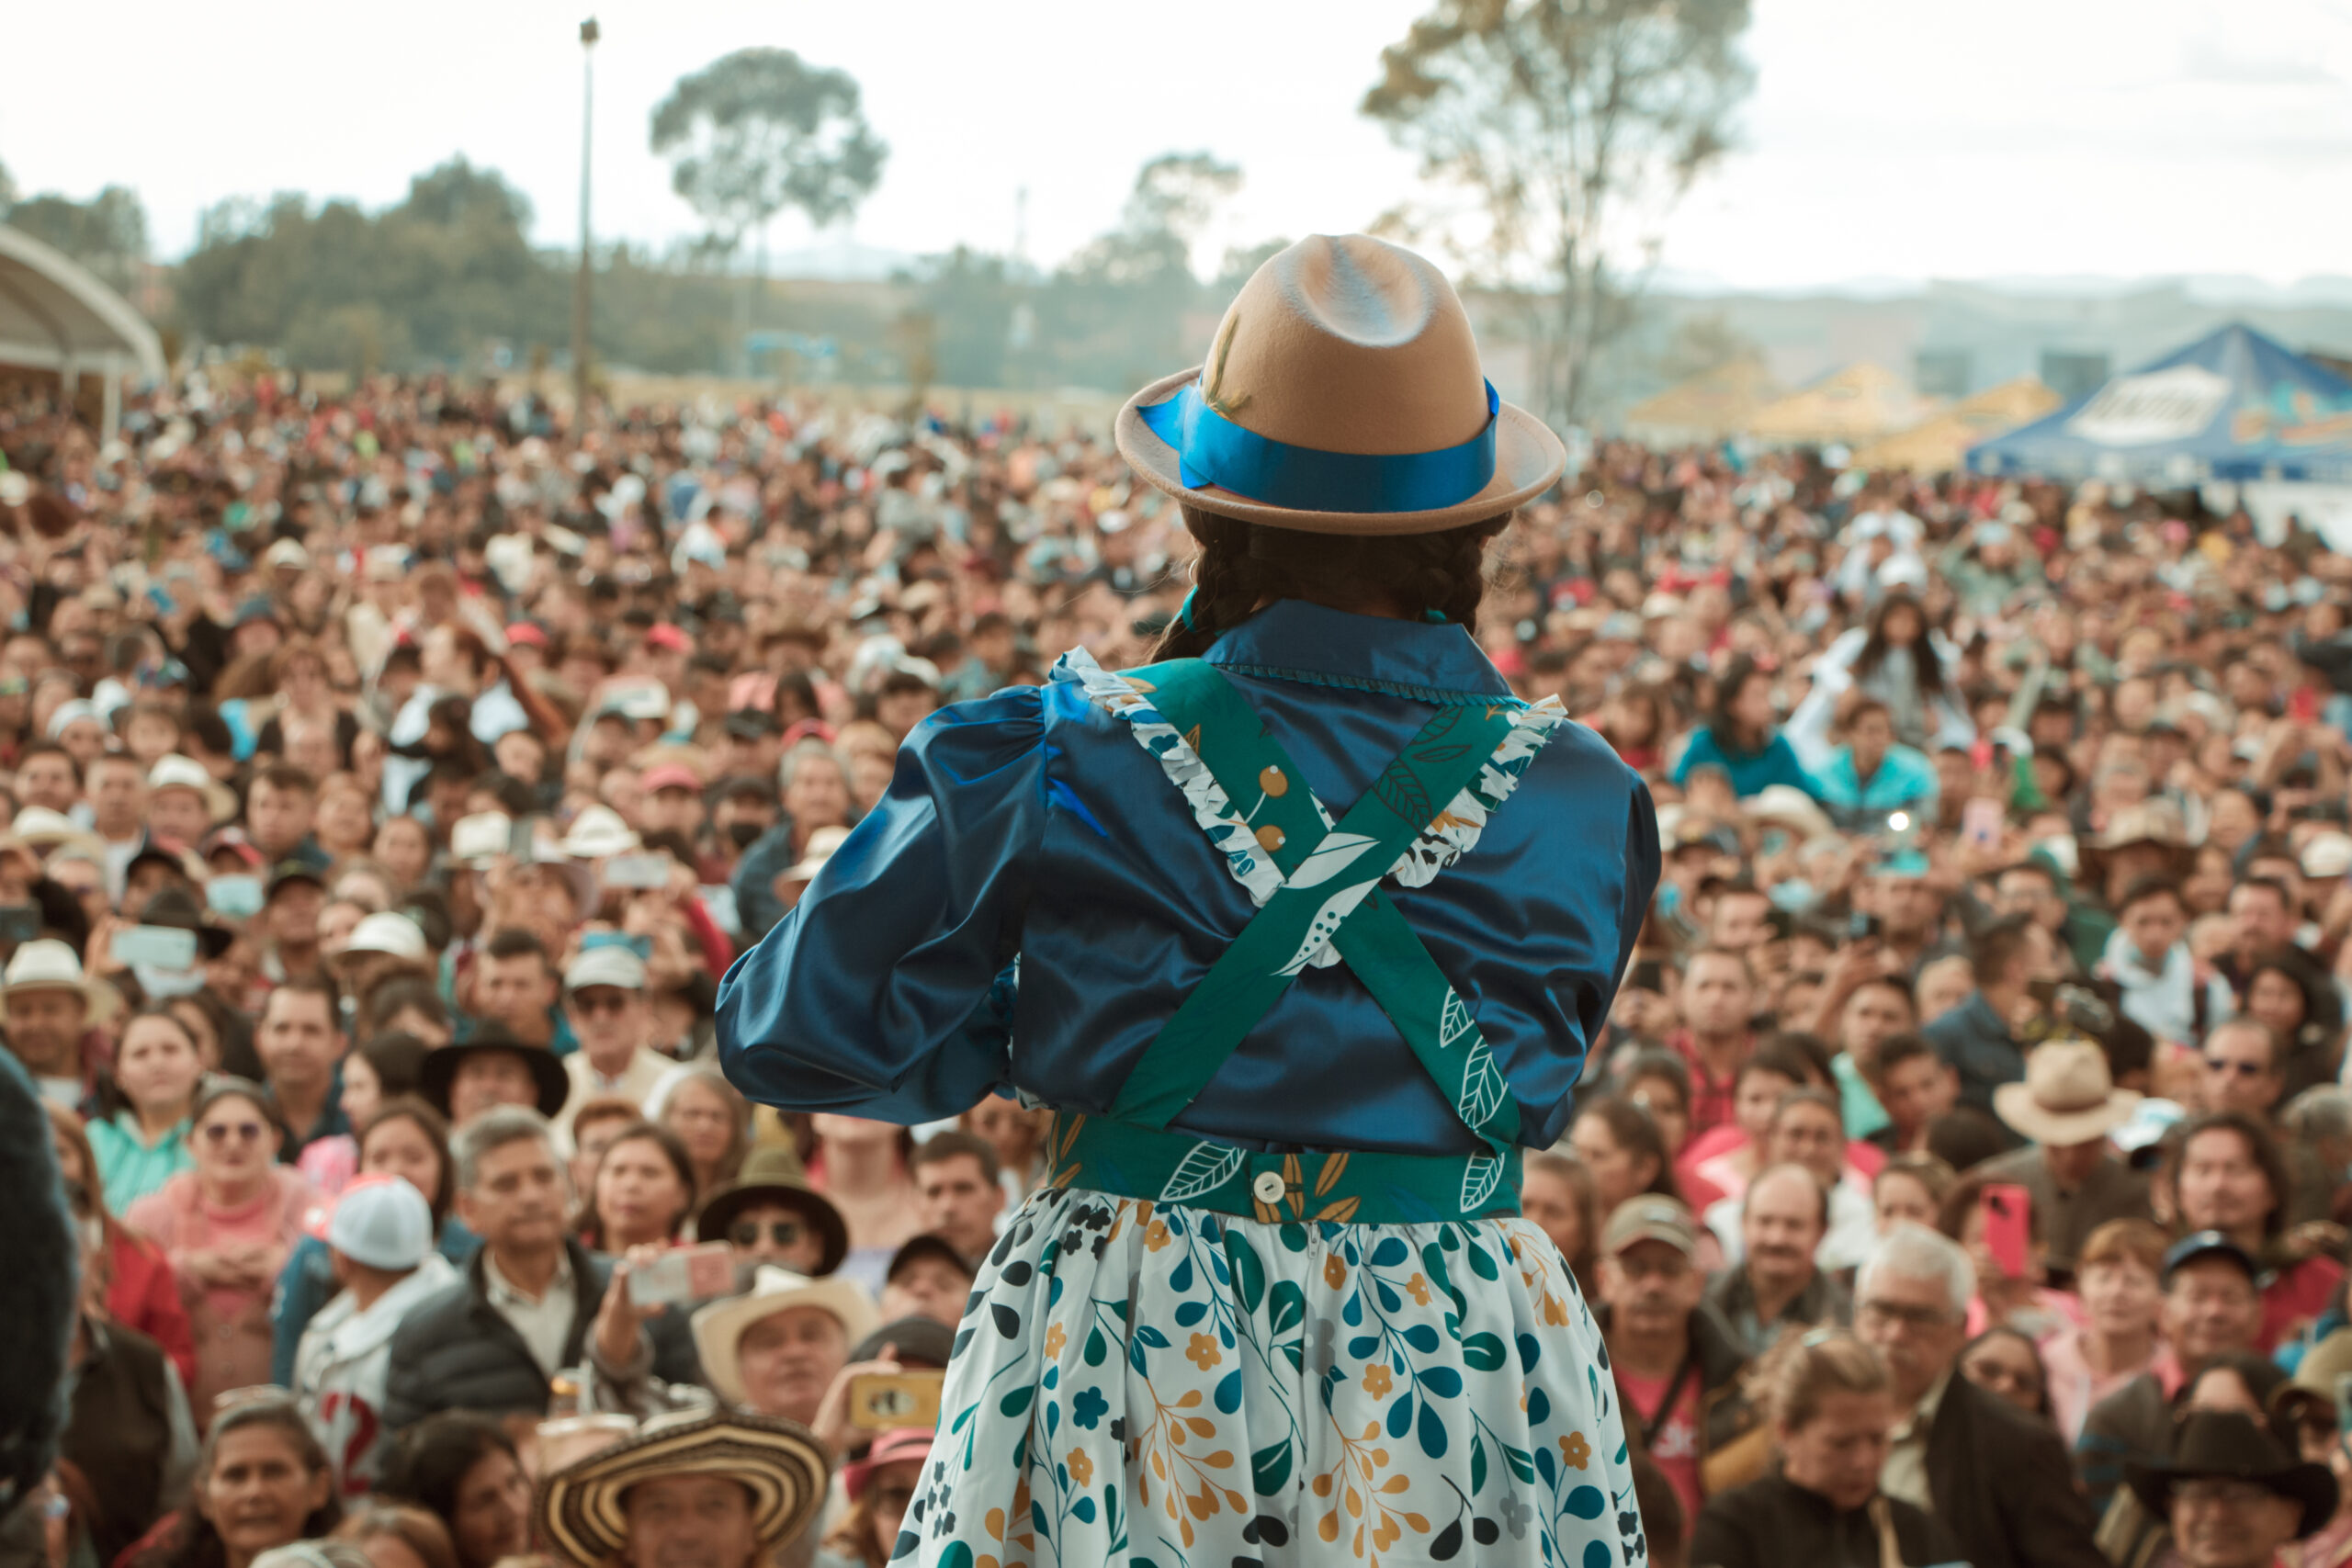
[1138,378,1500,515]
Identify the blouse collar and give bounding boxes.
[1204,600,1512,705]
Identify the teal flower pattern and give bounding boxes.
[902,1185,1642,1568]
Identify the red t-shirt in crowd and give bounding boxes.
[1618,1364,1704,1526]
[1667,1030,1750,1139]
[2262,1255,2345,1352]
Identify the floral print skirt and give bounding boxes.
[899,1185,1645,1568]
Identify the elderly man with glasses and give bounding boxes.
[1855,1224,2105,1568]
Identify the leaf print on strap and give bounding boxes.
[1388,695,1571,890]
[1159,1142,1246,1204]
[1460,1153,1506,1213]
[1273,880,1383,978]
[1457,1041,1509,1132]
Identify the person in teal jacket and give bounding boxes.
[1672,654,1824,800]
[1812,694,1941,834]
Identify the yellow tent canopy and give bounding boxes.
[1747,362,1934,446]
[1850,377,2064,474]
[1623,359,1782,446]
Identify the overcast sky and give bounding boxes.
[6,0,2350,289]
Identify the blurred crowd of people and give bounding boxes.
[6,366,2352,1568]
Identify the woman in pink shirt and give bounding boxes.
[2039,1218,2168,1443]
[125,1077,315,1424]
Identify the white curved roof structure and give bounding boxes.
[0,223,165,381]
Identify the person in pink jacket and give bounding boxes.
[125,1077,315,1425]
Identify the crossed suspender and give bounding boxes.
[1101,659,1532,1164]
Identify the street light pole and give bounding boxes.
[572,17,599,422]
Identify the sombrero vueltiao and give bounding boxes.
[537,1407,831,1563]
[1114,234,1566,537]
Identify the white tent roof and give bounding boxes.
[0,224,164,380]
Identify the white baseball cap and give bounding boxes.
[309,1175,434,1271]
[566,944,648,993]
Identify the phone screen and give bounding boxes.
[1981,1183,2031,1280]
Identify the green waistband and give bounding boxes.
[1041,1111,1521,1226]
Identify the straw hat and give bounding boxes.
[146,754,238,826]
[1993,1039,2140,1146]
[691,1267,881,1410]
[0,939,120,1025]
[1114,235,1565,536]
[536,1408,831,1565]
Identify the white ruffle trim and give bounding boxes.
[1055,650,1566,930]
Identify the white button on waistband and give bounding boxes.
[1252,1170,1286,1203]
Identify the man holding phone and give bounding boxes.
[1979,1040,2151,1278]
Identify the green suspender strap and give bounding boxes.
[1047,656,1555,1224]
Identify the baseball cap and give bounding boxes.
[266,861,325,898]
[1600,1195,1699,1259]
[309,1175,434,1271]
[566,944,648,993]
[887,1234,973,1281]
[2161,1229,2258,1287]
[646,623,693,653]
[505,623,548,649]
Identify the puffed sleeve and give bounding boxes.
[718,685,1045,1123]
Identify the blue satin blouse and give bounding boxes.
[717,600,1661,1157]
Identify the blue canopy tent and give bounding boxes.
[1969,322,2352,487]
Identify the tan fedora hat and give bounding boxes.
[1115,234,1565,536]
[1993,1038,2142,1146]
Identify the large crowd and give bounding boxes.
[1,366,2350,1568]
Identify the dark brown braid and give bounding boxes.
[1148,502,1511,662]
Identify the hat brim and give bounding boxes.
[1114,366,1566,536]
[694,1182,851,1278]
[0,976,121,1027]
[537,1410,831,1564]
[691,1280,882,1407]
[418,1042,570,1120]
[1992,1083,2142,1146]
[2124,1457,2339,1538]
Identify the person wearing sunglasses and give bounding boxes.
[553,946,671,1146]
[125,1078,319,1424]
[692,1145,848,1280]
[2201,1019,2288,1122]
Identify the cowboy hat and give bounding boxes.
[693,1146,850,1277]
[691,1267,881,1410]
[0,938,120,1025]
[146,755,239,826]
[2088,802,2192,856]
[536,1407,831,1566]
[2125,1411,2338,1538]
[416,1025,570,1120]
[561,805,641,861]
[10,807,105,863]
[1114,235,1565,536]
[2269,1325,2352,1434]
[1993,1039,2141,1146]
[778,825,851,886]
[1744,784,1837,844]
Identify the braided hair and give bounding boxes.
[1148,503,1511,663]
